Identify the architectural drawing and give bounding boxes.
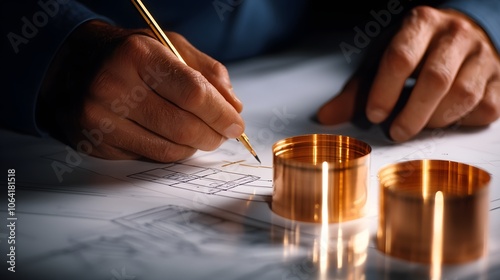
[127,163,265,196]
[2,42,500,279]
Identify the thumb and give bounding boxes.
[316,76,361,125]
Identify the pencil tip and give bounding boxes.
[255,155,261,164]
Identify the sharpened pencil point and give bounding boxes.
[255,155,261,164]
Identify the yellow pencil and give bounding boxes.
[130,0,261,163]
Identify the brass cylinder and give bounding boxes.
[272,134,371,223]
[377,159,491,264]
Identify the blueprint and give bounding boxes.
[1,38,500,280]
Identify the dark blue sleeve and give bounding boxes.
[1,0,111,136]
[85,0,309,62]
[439,0,500,52]
[163,0,308,62]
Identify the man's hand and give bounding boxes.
[317,6,500,141]
[40,21,244,162]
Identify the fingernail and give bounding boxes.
[390,125,408,142]
[224,123,244,139]
[367,108,386,123]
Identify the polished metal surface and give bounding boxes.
[377,159,491,264]
[272,134,371,223]
[271,218,370,280]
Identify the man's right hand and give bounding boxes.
[40,20,244,162]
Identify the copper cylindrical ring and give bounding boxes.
[377,159,491,264]
[272,134,371,223]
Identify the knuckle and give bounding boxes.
[116,34,160,68]
[422,65,453,92]
[477,98,500,123]
[410,6,438,25]
[383,45,418,74]
[476,40,494,57]
[119,35,149,57]
[448,17,473,36]
[211,60,229,77]
[180,73,208,109]
[171,116,200,146]
[453,80,482,105]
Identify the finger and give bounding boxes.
[110,117,197,163]
[427,53,487,128]
[81,103,197,163]
[461,80,500,126]
[124,82,226,151]
[92,50,227,151]
[366,7,437,124]
[136,37,245,140]
[389,18,473,141]
[316,76,360,125]
[164,32,243,113]
[84,141,142,161]
[69,116,143,161]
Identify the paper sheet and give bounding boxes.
[1,41,500,280]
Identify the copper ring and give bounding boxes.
[272,134,371,223]
[377,159,491,264]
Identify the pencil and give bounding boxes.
[130,0,261,164]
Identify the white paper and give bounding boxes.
[1,43,499,280]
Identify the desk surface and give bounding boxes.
[1,39,499,280]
